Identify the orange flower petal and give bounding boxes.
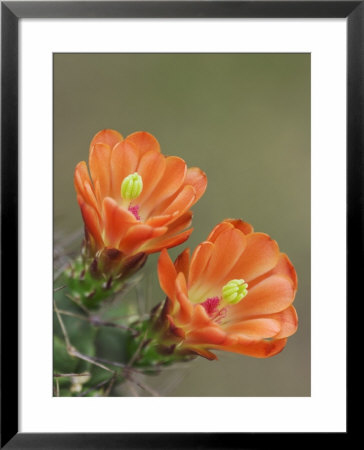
[231,274,295,318]
[150,167,204,222]
[125,131,160,156]
[110,140,139,199]
[271,254,298,291]
[186,326,226,345]
[226,318,281,339]
[74,162,100,213]
[184,167,207,203]
[225,232,280,282]
[158,249,178,302]
[174,248,190,282]
[120,224,167,254]
[175,273,193,324]
[211,337,287,358]
[189,241,214,289]
[144,156,187,216]
[224,218,254,235]
[248,253,298,291]
[102,197,137,248]
[89,129,123,151]
[83,180,100,214]
[206,221,234,242]
[144,228,193,254]
[191,304,212,328]
[136,150,166,208]
[270,305,298,339]
[89,143,112,199]
[164,211,193,236]
[175,271,188,296]
[145,214,176,227]
[74,161,91,195]
[77,195,102,247]
[143,211,193,253]
[194,227,247,299]
[94,179,102,206]
[163,185,196,216]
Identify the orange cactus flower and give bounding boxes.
[157,219,298,359]
[74,129,207,258]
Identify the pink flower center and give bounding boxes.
[200,296,227,324]
[128,204,141,221]
[200,296,220,315]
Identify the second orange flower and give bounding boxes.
[157,219,298,359]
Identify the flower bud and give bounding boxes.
[222,279,248,304]
[121,172,143,201]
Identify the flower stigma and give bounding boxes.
[121,172,143,201]
[222,279,248,305]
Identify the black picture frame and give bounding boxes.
[1,1,357,448]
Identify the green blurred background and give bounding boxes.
[54,53,310,396]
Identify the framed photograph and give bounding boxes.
[1,1,356,447]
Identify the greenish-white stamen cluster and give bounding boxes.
[222,279,248,305]
[121,172,143,201]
